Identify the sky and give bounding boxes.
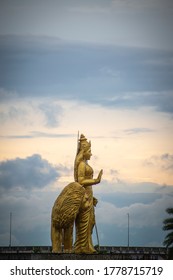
[0,0,173,248]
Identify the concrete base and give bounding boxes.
[0,252,166,260]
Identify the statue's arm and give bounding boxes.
[78,162,103,187]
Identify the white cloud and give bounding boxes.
[144,154,173,171]
[0,153,172,246]
[96,194,173,228]
[0,92,173,185]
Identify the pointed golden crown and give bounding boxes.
[79,134,91,151]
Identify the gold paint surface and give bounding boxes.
[51,134,103,253]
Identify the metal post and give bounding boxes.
[9,212,12,248]
[95,222,100,251]
[127,213,129,248]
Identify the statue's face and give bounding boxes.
[84,148,92,160]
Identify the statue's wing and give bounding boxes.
[52,182,85,228]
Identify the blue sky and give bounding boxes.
[0,0,173,248]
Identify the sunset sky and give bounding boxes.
[0,0,173,248]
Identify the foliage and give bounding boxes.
[33,247,41,253]
[163,208,173,248]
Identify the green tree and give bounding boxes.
[163,208,173,248]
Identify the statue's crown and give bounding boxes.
[79,134,91,151]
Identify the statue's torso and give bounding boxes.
[84,162,93,179]
[79,162,93,211]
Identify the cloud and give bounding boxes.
[0,131,76,139]
[0,88,17,101]
[0,163,172,246]
[145,153,173,171]
[0,105,29,125]
[96,193,173,228]
[67,2,110,14]
[124,127,154,135]
[0,153,74,245]
[29,131,75,139]
[0,0,173,50]
[0,36,173,93]
[95,190,173,246]
[148,91,173,115]
[0,190,55,246]
[0,95,65,132]
[103,91,173,115]
[111,0,173,12]
[0,35,173,115]
[38,102,63,127]
[0,154,59,191]
[0,154,58,244]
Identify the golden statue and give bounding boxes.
[51,134,103,253]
